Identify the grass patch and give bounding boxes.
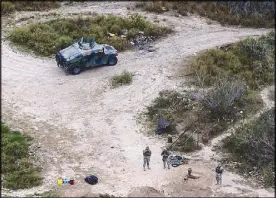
[110,70,133,88]
[136,1,275,28]
[188,31,275,91]
[8,14,173,56]
[223,108,275,187]
[1,1,60,15]
[1,123,43,190]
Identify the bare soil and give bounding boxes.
[1,2,274,197]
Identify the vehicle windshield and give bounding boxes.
[78,37,96,49]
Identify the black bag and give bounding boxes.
[84,175,98,185]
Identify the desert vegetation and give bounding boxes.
[143,32,274,152]
[136,1,275,28]
[1,123,43,190]
[110,70,133,88]
[223,108,275,187]
[187,31,275,90]
[1,1,60,15]
[8,14,172,56]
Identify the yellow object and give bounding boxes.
[108,33,116,37]
[57,177,63,185]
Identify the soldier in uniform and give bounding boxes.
[161,148,171,169]
[215,164,224,185]
[188,168,192,177]
[143,146,151,171]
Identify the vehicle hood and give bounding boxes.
[58,44,82,61]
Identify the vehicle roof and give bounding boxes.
[59,37,116,60]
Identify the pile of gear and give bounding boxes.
[168,155,187,167]
[107,30,156,52]
[130,31,156,51]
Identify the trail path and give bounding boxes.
[1,2,274,197]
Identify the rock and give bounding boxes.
[148,47,156,52]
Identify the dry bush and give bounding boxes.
[110,70,133,88]
[1,1,60,15]
[196,78,247,119]
[137,1,275,28]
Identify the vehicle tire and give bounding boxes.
[71,67,81,75]
[108,57,117,66]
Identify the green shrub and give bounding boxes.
[223,108,275,187]
[109,24,122,35]
[1,123,43,190]
[1,1,16,15]
[127,28,138,39]
[9,28,30,44]
[8,14,172,56]
[110,70,133,88]
[189,31,275,90]
[55,36,73,50]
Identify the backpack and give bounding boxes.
[216,166,223,174]
[84,175,98,185]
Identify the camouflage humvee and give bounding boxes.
[55,37,118,75]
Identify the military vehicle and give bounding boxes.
[55,37,118,75]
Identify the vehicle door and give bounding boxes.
[94,51,104,65]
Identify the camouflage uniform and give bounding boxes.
[188,168,192,177]
[143,146,151,170]
[161,149,170,169]
[215,165,223,185]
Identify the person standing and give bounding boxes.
[143,146,151,171]
[215,164,224,185]
[161,148,170,169]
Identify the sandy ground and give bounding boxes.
[1,2,275,197]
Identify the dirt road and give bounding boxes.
[1,2,274,197]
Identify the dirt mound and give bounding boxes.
[128,186,165,197]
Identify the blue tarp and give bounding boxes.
[156,117,171,135]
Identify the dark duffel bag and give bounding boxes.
[84,175,98,185]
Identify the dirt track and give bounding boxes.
[1,2,274,197]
